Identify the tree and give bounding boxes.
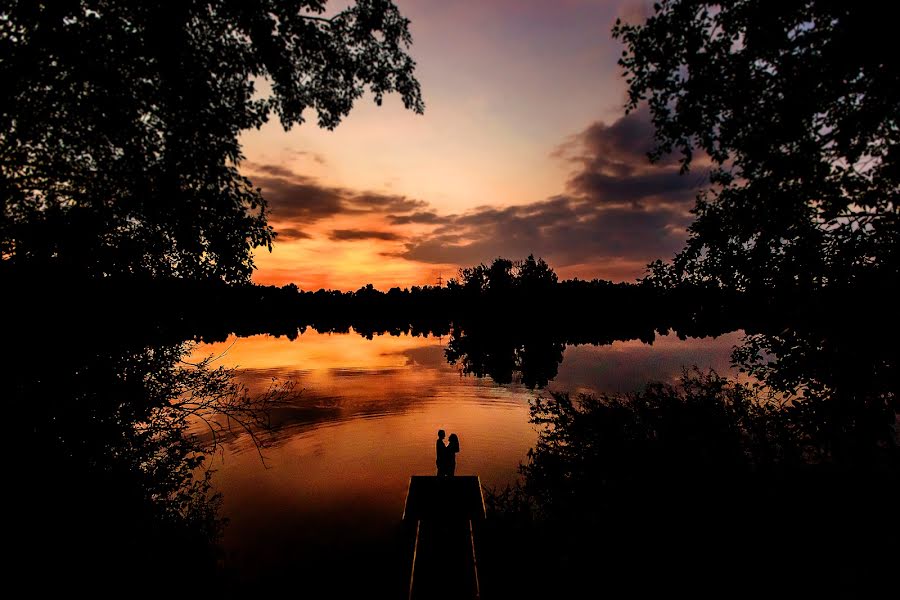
[7,329,294,595]
[516,253,558,293]
[1,0,424,283]
[614,1,898,292]
[613,1,898,461]
[453,255,559,296]
[482,370,897,598]
[486,257,515,294]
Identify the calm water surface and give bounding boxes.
[190,329,743,587]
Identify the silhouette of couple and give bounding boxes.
[435,429,460,477]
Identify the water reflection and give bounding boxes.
[189,328,742,594]
[445,323,566,388]
[549,332,744,395]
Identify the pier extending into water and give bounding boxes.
[403,476,486,600]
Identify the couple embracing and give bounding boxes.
[435,429,460,477]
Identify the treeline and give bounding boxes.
[8,255,892,348]
[5,256,743,345]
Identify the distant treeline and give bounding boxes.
[6,256,893,349]
[5,266,717,342]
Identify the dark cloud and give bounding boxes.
[390,109,699,274]
[556,106,700,206]
[330,229,403,242]
[251,173,344,221]
[396,196,691,269]
[351,193,426,214]
[250,163,298,178]
[275,227,312,241]
[245,107,702,280]
[387,211,446,225]
[244,162,426,224]
[569,169,697,205]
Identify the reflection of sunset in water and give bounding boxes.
[193,329,434,372]
[190,329,741,589]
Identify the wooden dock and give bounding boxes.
[403,476,486,600]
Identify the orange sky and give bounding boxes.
[241,0,696,291]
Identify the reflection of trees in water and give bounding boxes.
[444,324,565,389]
[9,336,286,595]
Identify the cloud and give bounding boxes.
[390,109,702,276]
[330,229,403,242]
[350,192,426,214]
[387,211,447,225]
[555,105,701,206]
[251,172,344,221]
[569,168,697,205]
[250,163,298,179]
[247,107,702,283]
[395,196,691,269]
[244,162,427,224]
[275,227,312,241]
[291,150,327,165]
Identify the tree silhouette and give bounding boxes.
[614,1,898,461]
[481,370,898,599]
[516,254,558,293]
[1,0,423,283]
[7,333,293,596]
[451,255,559,297]
[3,3,422,593]
[614,1,897,292]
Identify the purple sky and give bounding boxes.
[240,0,701,290]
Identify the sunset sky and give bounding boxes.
[242,0,701,290]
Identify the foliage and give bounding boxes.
[519,370,792,518]
[450,254,558,296]
[0,0,423,283]
[613,1,899,461]
[482,369,899,598]
[9,334,293,594]
[614,0,898,292]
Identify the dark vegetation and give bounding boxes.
[2,0,897,597]
[480,371,897,599]
[8,252,863,343]
[7,340,289,595]
[3,253,784,396]
[479,2,899,597]
[3,1,422,597]
[616,0,899,468]
[6,254,738,340]
[1,0,423,283]
[11,251,893,397]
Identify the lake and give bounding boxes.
[188,328,744,593]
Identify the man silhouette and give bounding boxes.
[436,429,447,476]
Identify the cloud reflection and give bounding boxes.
[192,327,742,596]
[190,329,743,450]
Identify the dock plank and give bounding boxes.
[403,476,485,599]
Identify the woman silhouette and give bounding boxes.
[436,429,447,476]
[446,433,460,476]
